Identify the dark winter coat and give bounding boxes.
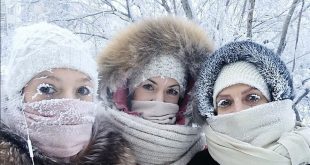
[0,113,136,165]
[187,149,219,165]
[97,16,214,125]
[195,41,295,121]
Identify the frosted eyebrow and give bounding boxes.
[34,73,61,82]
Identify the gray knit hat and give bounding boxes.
[129,55,187,95]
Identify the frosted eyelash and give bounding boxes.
[85,86,94,96]
[32,83,53,99]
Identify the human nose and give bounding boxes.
[153,91,164,102]
[60,90,76,99]
[233,99,249,112]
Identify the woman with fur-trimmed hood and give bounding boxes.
[0,22,135,165]
[97,16,214,164]
[195,41,310,165]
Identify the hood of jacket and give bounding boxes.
[195,41,294,120]
[98,16,213,94]
[0,113,135,165]
[97,16,213,124]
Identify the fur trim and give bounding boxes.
[0,122,57,165]
[74,112,136,165]
[195,41,294,119]
[97,16,214,96]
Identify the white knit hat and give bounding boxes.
[129,55,187,96]
[213,61,270,107]
[5,22,98,101]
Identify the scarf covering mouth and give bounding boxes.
[131,100,179,124]
[3,99,96,158]
[104,107,206,165]
[205,100,310,165]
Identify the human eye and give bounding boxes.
[77,86,92,96]
[247,94,261,103]
[217,99,232,108]
[142,83,154,91]
[167,88,179,96]
[38,83,57,95]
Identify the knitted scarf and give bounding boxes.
[205,100,310,165]
[103,107,205,165]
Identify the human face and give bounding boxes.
[23,68,94,103]
[133,76,180,104]
[215,84,268,115]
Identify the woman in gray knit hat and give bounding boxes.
[97,16,215,164]
[195,41,310,165]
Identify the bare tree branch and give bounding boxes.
[74,32,108,40]
[102,0,130,20]
[160,0,171,13]
[286,51,310,64]
[50,11,105,22]
[246,0,255,39]
[293,88,309,116]
[173,0,177,14]
[197,1,210,16]
[126,0,133,22]
[277,0,300,55]
[293,78,310,121]
[181,0,193,19]
[292,0,304,72]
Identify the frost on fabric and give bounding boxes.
[24,99,96,126]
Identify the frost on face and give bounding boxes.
[31,83,52,100]
[46,68,54,73]
[34,76,48,80]
[85,85,94,96]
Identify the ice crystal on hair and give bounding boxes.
[35,76,48,80]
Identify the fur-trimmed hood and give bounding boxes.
[195,41,294,119]
[97,16,213,124]
[97,16,214,97]
[0,112,136,165]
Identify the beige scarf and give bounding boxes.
[131,101,179,124]
[102,107,205,165]
[205,100,310,165]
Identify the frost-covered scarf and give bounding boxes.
[205,100,310,165]
[104,107,205,165]
[3,99,96,158]
[131,101,179,124]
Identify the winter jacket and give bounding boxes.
[187,149,219,165]
[97,16,215,165]
[0,112,136,165]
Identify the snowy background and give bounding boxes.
[1,0,309,125]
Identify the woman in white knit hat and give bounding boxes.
[195,41,310,165]
[0,22,135,164]
[97,16,216,165]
